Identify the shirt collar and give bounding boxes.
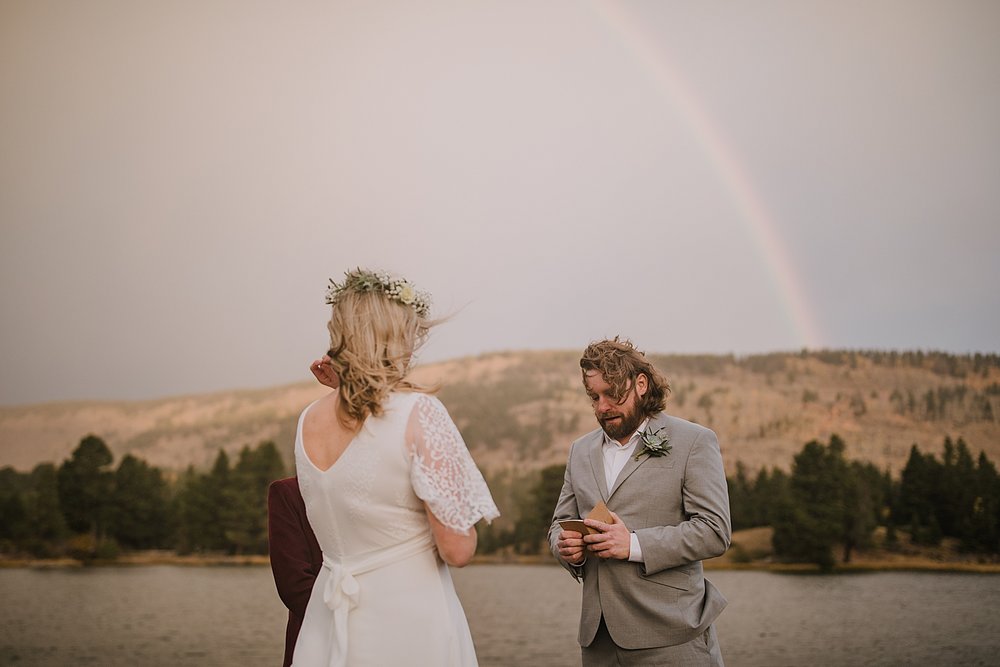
[602,417,650,449]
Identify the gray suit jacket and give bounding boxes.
[548,411,731,650]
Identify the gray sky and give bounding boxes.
[2,1,998,406]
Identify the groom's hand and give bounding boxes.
[557,530,586,565]
[583,512,630,560]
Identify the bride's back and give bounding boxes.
[295,391,430,559]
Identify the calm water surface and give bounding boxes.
[1,565,998,666]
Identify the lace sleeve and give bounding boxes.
[406,394,500,534]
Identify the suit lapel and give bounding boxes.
[588,433,610,501]
[608,412,670,500]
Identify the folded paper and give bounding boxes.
[557,500,614,535]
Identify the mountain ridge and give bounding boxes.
[2,349,997,475]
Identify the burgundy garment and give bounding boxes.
[267,477,323,667]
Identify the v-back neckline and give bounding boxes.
[299,399,367,473]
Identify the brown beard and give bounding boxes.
[597,403,645,442]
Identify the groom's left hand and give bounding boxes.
[583,512,630,560]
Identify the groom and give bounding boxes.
[268,476,322,667]
[549,338,731,666]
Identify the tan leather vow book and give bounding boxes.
[558,500,614,535]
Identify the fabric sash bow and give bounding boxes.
[319,532,436,667]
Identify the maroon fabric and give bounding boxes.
[267,477,322,667]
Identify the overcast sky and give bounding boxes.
[2,1,998,406]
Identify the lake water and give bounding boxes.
[1,565,998,666]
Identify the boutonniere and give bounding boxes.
[635,426,671,461]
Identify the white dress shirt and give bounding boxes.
[600,418,648,563]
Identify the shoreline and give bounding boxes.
[2,552,999,573]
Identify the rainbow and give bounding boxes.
[591,1,824,349]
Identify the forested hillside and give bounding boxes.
[2,349,998,477]
[2,349,998,564]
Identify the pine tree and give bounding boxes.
[770,435,880,569]
[109,455,172,549]
[56,435,114,543]
[727,462,755,531]
[176,451,230,552]
[772,439,842,570]
[754,467,791,527]
[962,451,1000,552]
[841,461,882,562]
[895,444,942,544]
[512,464,565,554]
[25,464,68,556]
[223,442,286,554]
[0,485,30,549]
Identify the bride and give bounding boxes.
[291,269,499,667]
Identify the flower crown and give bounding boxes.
[325,268,432,318]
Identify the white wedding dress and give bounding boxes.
[291,391,499,667]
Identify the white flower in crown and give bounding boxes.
[398,284,416,305]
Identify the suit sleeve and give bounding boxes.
[633,428,732,575]
[548,442,585,580]
[267,481,320,617]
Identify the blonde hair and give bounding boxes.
[326,287,435,426]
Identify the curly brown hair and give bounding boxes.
[579,337,670,418]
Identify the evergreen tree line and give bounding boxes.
[0,435,285,559]
[651,349,1000,379]
[2,432,998,569]
[804,349,1000,377]
[730,435,999,570]
[484,435,1000,571]
[888,385,996,423]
